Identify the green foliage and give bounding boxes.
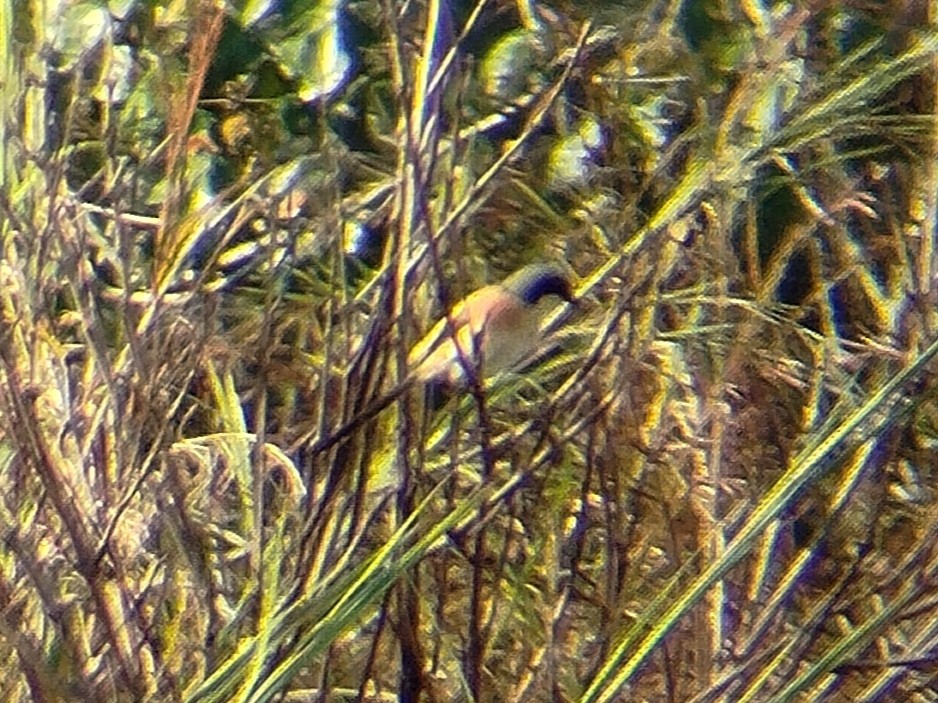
[2,0,938,702]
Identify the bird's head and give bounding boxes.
[501,264,575,306]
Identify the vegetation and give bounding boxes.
[1,0,938,701]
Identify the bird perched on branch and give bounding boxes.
[408,264,575,387]
[297,264,575,456]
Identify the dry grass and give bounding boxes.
[1,1,938,702]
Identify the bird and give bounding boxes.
[408,263,575,387]
[295,264,575,456]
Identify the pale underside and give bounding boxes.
[408,286,545,385]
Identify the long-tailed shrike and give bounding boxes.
[408,264,575,387]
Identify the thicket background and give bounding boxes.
[2,0,938,701]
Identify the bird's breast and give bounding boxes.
[409,289,541,385]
